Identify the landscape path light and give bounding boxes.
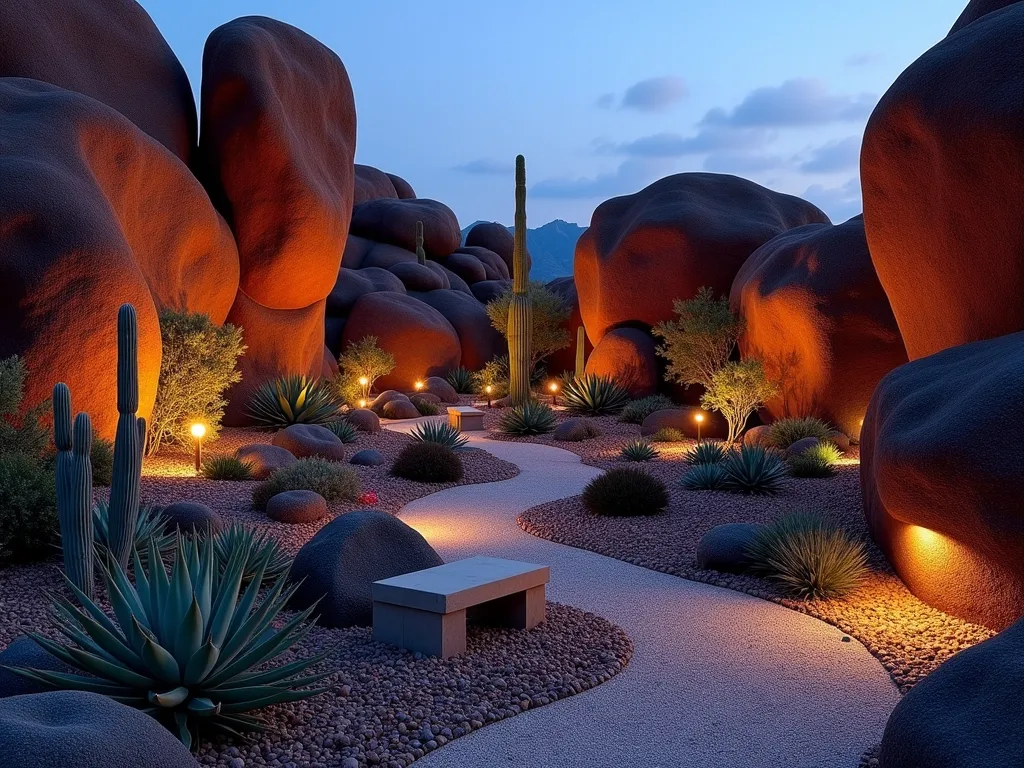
[485,385,493,408]
[190,422,206,473]
[358,375,370,400]
[695,411,705,442]
[549,381,559,406]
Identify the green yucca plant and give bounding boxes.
[618,395,676,424]
[620,439,659,462]
[498,401,557,435]
[246,376,339,431]
[325,420,359,444]
[788,441,842,479]
[684,441,729,465]
[200,456,255,481]
[410,421,468,450]
[746,512,868,599]
[212,524,291,585]
[560,374,630,416]
[680,463,728,491]
[768,417,832,449]
[92,500,175,564]
[7,535,329,749]
[720,444,789,495]
[445,367,475,394]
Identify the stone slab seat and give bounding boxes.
[371,556,550,658]
[447,405,485,431]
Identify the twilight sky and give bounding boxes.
[141,0,965,228]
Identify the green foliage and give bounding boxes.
[92,499,175,563]
[788,441,842,479]
[746,512,869,599]
[0,453,58,565]
[701,359,778,443]
[414,399,442,416]
[561,374,630,416]
[146,311,245,457]
[498,401,557,435]
[391,442,464,483]
[11,535,329,749]
[684,441,729,465]
[337,335,395,403]
[445,367,475,394]
[680,463,728,491]
[91,434,114,486]
[620,439,659,462]
[652,287,744,389]
[0,355,24,417]
[252,458,361,510]
[618,395,676,424]
[247,376,340,431]
[486,281,570,369]
[769,417,833,449]
[410,421,469,450]
[0,356,49,460]
[649,427,686,443]
[720,444,789,495]
[474,355,545,400]
[582,467,668,517]
[325,420,359,444]
[200,456,255,481]
[212,524,291,585]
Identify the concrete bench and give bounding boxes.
[447,405,485,431]
[372,556,549,658]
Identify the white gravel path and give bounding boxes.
[385,419,899,768]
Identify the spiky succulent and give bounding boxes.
[414,399,442,416]
[246,375,340,431]
[92,499,175,563]
[620,439,659,462]
[200,456,255,481]
[212,524,291,585]
[680,463,728,491]
[7,535,329,750]
[325,419,359,444]
[445,367,475,394]
[684,441,729,465]
[498,401,557,435]
[409,420,468,450]
[788,441,842,479]
[720,444,789,495]
[560,374,630,416]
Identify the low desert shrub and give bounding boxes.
[247,375,340,430]
[649,427,686,443]
[414,399,442,416]
[253,458,361,509]
[487,282,571,371]
[558,418,601,442]
[498,401,557,435]
[680,463,728,491]
[619,395,676,424]
[701,359,777,444]
[325,419,360,444]
[561,374,630,416]
[410,421,468,450]
[445,366,475,394]
[746,512,868,599]
[684,441,729,465]
[620,439,659,462]
[337,335,396,404]
[720,444,788,495]
[0,453,58,565]
[583,467,668,517]
[769,417,833,449]
[0,355,49,460]
[391,442,464,483]
[200,455,255,481]
[788,441,842,479]
[90,435,114,486]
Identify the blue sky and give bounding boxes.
[141,0,965,227]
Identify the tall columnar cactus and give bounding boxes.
[575,326,586,379]
[106,304,146,568]
[415,220,426,266]
[507,155,533,406]
[53,384,95,598]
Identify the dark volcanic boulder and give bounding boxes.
[382,399,421,420]
[464,221,526,275]
[160,502,222,536]
[696,523,761,573]
[342,293,461,391]
[0,637,74,698]
[327,268,378,316]
[949,0,1020,34]
[288,509,444,627]
[350,198,461,257]
[353,164,398,204]
[266,489,328,524]
[387,172,416,199]
[585,327,659,398]
[0,691,198,768]
[272,424,346,461]
[236,443,296,480]
[641,408,728,440]
[0,79,239,437]
[0,0,197,162]
[389,262,446,292]
[416,290,505,371]
[200,16,356,310]
[362,242,417,270]
[861,331,1024,629]
[350,449,385,466]
[341,235,374,270]
[345,408,380,432]
[455,246,509,280]
[576,172,830,342]
[862,4,1024,360]
[471,279,511,304]
[878,614,1024,768]
[731,216,907,438]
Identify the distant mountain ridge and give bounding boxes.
[461,219,586,282]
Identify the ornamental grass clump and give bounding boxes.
[247,376,340,431]
[620,439,659,462]
[618,395,676,424]
[769,417,833,449]
[720,444,789,495]
[560,374,630,416]
[649,427,686,443]
[200,456,255,482]
[325,419,359,444]
[391,442,464,483]
[788,441,842,479]
[414,399,442,416]
[252,458,360,510]
[746,512,869,600]
[680,463,728,491]
[445,366,475,394]
[212,524,291,585]
[410,421,468,450]
[582,467,668,517]
[684,441,729,465]
[9,534,330,749]
[498,401,557,435]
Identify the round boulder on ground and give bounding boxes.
[554,418,601,442]
[787,437,821,457]
[160,502,222,536]
[585,327,659,398]
[271,424,346,461]
[696,523,761,573]
[425,376,460,404]
[345,408,380,432]
[410,392,442,406]
[641,408,728,440]
[382,399,421,420]
[236,443,297,480]
[0,637,74,699]
[742,425,773,448]
[369,390,408,415]
[349,449,385,466]
[288,509,444,627]
[266,489,328,524]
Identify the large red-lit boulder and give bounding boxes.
[455,246,509,281]
[464,221,525,276]
[585,328,659,397]
[861,331,1024,630]
[350,198,461,257]
[0,0,197,163]
[0,79,241,437]
[862,4,1024,360]
[416,289,506,371]
[949,0,1020,33]
[576,172,830,342]
[387,173,416,199]
[731,216,906,438]
[354,164,398,204]
[200,16,356,310]
[341,292,460,391]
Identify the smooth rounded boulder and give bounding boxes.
[353,164,398,204]
[696,523,761,573]
[464,221,524,276]
[0,637,74,698]
[350,198,461,257]
[861,331,1024,630]
[861,4,1024,360]
[236,443,296,480]
[266,489,328,524]
[424,376,459,404]
[387,172,416,199]
[585,327,659,397]
[382,399,421,420]
[161,502,222,536]
[345,408,380,432]
[731,216,906,438]
[641,408,728,440]
[349,449,385,466]
[416,289,506,371]
[576,172,829,342]
[288,509,444,627]
[949,0,1019,34]
[272,424,347,461]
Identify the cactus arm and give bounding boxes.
[575,326,586,379]
[107,304,143,568]
[415,221,426,266]
[508,155,533,406]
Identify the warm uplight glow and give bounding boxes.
[694,413,705,423]
[358,399,367,409]
[485,385,493,394]
[414,380,424,391]
[549,382,559,392]
[358,376,369,387]
[190,423,207,439]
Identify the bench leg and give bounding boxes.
[467,584,546,630]
[373,602,467,659]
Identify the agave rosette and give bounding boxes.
[213,524,292,585]
[247,375,339,430]
[410,420,469,450]
[91,499,175,563]
[560,374,630,416]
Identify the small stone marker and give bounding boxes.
[447,405,485,431]
[372,556,549,658]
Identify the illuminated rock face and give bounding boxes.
[861,332,1024,630]
[862,3,1024,361]
[731,216,906,439]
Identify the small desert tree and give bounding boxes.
[653,287,744,389]
[486,281,570,373]
[337,335,396,405]
[701,359,777,443]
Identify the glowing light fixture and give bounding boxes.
[549,381,559,406]
[694,411,705,442]
[485,385,493,408]
[190,422,207,473]
[414,380,424,392]
[358,375,370,401]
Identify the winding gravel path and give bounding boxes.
[385,420,899,767]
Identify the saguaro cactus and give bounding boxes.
[53,384,94,598]
[507,155,533,406]
[415,221,426,266]
[106,304,146,568]
[575,326,586,379]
